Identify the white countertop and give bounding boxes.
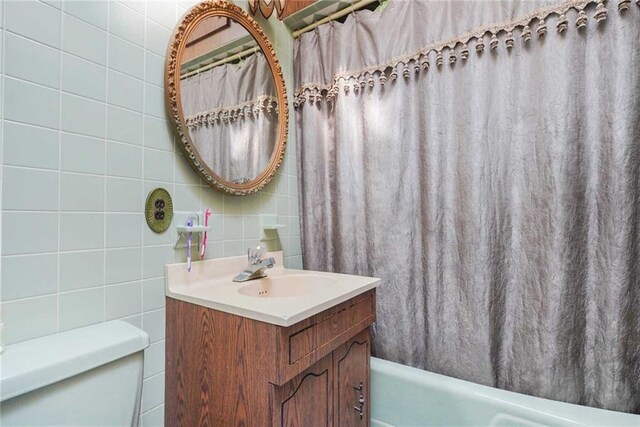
[165,251,380,327]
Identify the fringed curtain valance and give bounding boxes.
[184,95,278,129]
[294,0,638,107]
[181,51,277,122]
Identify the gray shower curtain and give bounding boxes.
[295,0,640,413]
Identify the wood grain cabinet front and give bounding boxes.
[165,290,376,427]
[334,331,370,427]
[271,329,371,427]
[272,352,334,427]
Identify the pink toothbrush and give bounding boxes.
[186,218,193,272]
[200,208,211,258]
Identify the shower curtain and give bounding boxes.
[181,52,278,183]
[295,0,640,413]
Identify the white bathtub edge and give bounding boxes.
[370,357,640,427]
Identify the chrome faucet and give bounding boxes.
[233,244,275,282]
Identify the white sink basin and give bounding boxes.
[237,274,337,298]
[165,251,380,326]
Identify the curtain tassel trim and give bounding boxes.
[505,32,515,48]
[490,33,499,50]
[403,64,411,78]
[294,0,636,108]
[557,13,569,32]
[185,96,278,129]
[461,44,469,60]
[537,19,548,37]
[618,0,631,11]
[595,1,609,21]
[576,9,588,28]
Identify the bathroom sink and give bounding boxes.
[237,274,337,298]
[165,251,380,326]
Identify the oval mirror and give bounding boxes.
[166,0,288,195]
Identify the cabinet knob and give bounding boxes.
[353,381,365,419]
[353,405,364,420]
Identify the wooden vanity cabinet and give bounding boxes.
[271,348,334,426]
[334,331,371,426]
[272,330,371,427]
[165,290,375,427]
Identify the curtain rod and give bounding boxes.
[180,46,259,79]
[292,0,380,39]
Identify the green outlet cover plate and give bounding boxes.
[145,188,173,233]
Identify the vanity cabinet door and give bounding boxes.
[272,353,334,427]
[334,329,370,427]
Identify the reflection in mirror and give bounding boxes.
[179,16,278,184]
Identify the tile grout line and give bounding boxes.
[2,243,176,258]
[140,0,150,331]
[55,0,64,333]
[3,74,165,121]
[116,0,172,32]
[140,402,163,417]
[103,0,111,324]
[173,0,179,266]
[2,274,167,306]
[140,0,149,359]
[0,0,5,307]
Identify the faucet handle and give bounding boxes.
[248,242,266,264]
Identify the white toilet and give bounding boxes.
[0,321,150,426]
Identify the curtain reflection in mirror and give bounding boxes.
[181,52,278,183]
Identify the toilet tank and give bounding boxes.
[0,321,150,426]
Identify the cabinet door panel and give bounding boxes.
[335,330,370,427]
[274,353,333,427]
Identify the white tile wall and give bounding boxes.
[63,13,107,64]
[61,53,107,102]
[58,287,104,331]
[5,0,61,48]
[4,122,59,169]
[5,77,60,128]
[64,1,109,30]
[0,0,299,425]
[5,32,60,89]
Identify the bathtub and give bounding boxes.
[370,357,640,427]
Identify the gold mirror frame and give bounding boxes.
[165,0,288,195]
